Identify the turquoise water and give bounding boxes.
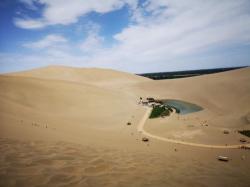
[164,99,203,115]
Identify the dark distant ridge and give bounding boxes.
[137,66,248,80]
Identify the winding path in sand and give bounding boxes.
[137,107,250,149]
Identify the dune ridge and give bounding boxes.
[7,66,151,87]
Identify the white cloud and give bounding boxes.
[14,18,46,29]
[79,22,105,54]
[23,34,67,49]
[84,0,250,72]
[107,0,250,62]
[19,0,38,10]
[124,1,249,48]
[80,33,104,54]
[7,0,250,73]
[15,0,138,29]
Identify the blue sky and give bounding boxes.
[0,0,250,73]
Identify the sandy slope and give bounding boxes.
[136,67,250,125]
[2,138,250,187]
[139,108,250,148]
[0,66,250,187]
[0,74,146,147]
[8,66,150,88]
[135,68,250,146]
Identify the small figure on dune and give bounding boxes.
[142,137,149,142]
[218,156,229,162]
[240,138,246,143]
[138,97,142,104]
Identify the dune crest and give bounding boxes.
[7,66,150,86]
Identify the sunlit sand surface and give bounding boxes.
[1,66,250,187]
[1,138,250,187]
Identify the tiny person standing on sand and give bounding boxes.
[139,97,142,104]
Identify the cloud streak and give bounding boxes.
[14,0,137,29]
[23,34,67,49]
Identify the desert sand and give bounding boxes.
[1,66,250,187]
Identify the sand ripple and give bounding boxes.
[0,138,249,187]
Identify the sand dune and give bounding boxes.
[1,66,250,187]
[136,68,250,126]
[8,66,150,88]
[134,68,250,146]
[0,74,147,147]
[136,67,250,116]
